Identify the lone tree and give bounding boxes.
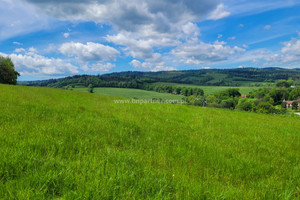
[0,56,20,85]
[88,84,94,93]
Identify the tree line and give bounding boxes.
[185,79,300,114]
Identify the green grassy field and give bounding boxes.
[152,82,261,95]
[73,87,184,101]
[0,84,300,199]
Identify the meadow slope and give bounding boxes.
[73,87,184,101]
[0,84,300,199]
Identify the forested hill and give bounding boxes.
[19,68,300,88]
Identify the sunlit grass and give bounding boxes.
[0,84,300,199]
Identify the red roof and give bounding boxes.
[241,94,247,98]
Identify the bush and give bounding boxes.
[255,102,276,114]
[88,84,94,93]
[237,98,255,111]
[292,101,299,110]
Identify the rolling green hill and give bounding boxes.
[0,84,300,199]
[19,68,300,88]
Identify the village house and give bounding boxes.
[283,99,300,108]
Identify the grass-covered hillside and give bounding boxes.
[0,84,300,199]
[73,87,184,101]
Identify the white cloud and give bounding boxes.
[262,39,300,65]
[151,65,176,72]
[129,59,175,72]
[228,36,236,40]
[264,25,271,30]
[63,33,70,38]
[171,39,245,65]
[44,43,57,53]
[1,49,78,77]
[13,41,23,45]
[239,24,244,27]
[106,34,154,60]
[130,60,153,70]
[218,34,223,39]
[0,0,51,41]
[28,47,37,53]
[231,38,300,67]
[23,0,221,70]
[207,3,230,20]
[81,63,115,72]
[24,0,219,33]
[182,22,200,37]
[281,39,300,55]
[59,42,120,62]
[14,48,26,53]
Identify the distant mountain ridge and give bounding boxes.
[19,67,300,88]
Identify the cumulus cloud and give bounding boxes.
[81,63,115,72]
[263,38,300,65]
[1,49,78,77]
[281,39,300,55]
[171,39,245,65]
[232,38,300,67]
[14,48,26,53]
[24,0,219,33]
[130,59,175,72]
[182,22,200,37]
[23,0,225,70]
[106,34,154,60]
[151,65,176,72]
[207,3,230,20]
[59,42,120,62]
[130,60,153,70]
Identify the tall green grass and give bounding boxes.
[0,84,300,199]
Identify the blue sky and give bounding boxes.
[0,0,300,81]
